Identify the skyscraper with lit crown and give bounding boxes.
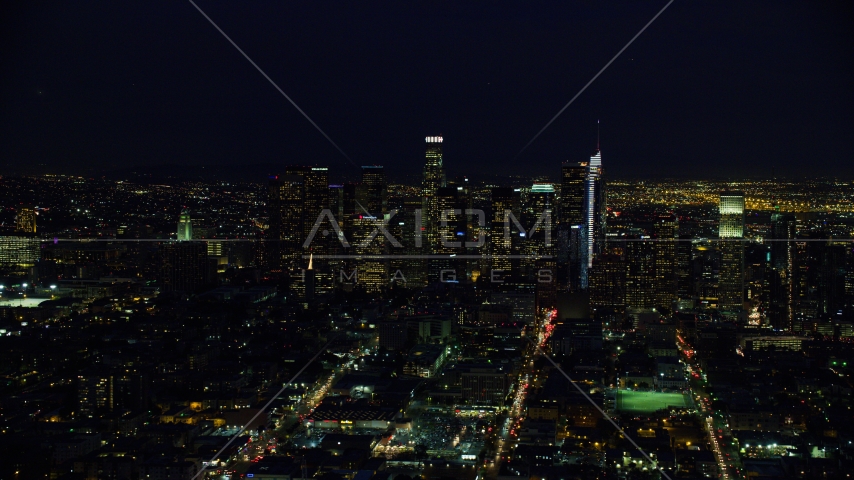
[585,147,605,276]
[423,136,446,258]
[719,191,745,314]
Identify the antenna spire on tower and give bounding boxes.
[597,119,600,151]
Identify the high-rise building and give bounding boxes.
[675,234,694,301]
[16,205,36,233]
[817,240,849,317]
[768,211,796,330]
[585,149,606,274]
[268,175,305,270]
[653,214,679,308]
[589,251,627,313]
[792,239,815,323]
[284,166,330,297]
[694,241,721,309]
[422,136,446,255]
[285,166,330,244]
[360,166,387,217]
[176,208,193,241]
[527,183,557,309]
[560,164,587,226]
[719,192,745,314]
[558,163,588,293]
[625,237,656,310]
[0,236,39,268]
[350,214,388,293]
[489,187,519,279]
[390,196,427,288]
[428,186,467,284]
[158,241,210,293]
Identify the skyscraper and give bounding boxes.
[489,187,519,280]
[360,166,387,217]
[589,251,626,314]
[16,205,36,233]
[351,215,388,293]
[176,208,193,241]
[350,166,389,292]
[768,211,796,330]
[283,166,329,239]
[585,148,606,273]
[558,163,588,293]
[625,237,656,310]
[428,185,467,284]
[719,191,745,314]
[423,136,446,255]
[268,175,305,270]
[653,214,679,308]
[283,166,331,298]
[391,196,428,288]
[527,183,557,309]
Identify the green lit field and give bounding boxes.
[616,390,693,414]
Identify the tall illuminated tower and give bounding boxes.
[719,192,745,314]
[177,208,193,241]
[422,136,446,256]
[584,146,605,284]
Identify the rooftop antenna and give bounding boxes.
[597,119,600,152]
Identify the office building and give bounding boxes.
[585,148,606,273]
[460,365,510,406]
[768,211,796,330]
[489,187,519,279]
[526,183,558,308]
[16,205,36,233]
[422,136,446,256]
[350,215,388,293]
[158,241,210,293]
[625,237,656,310]
[558,162,588,293]
[284,166,330,242]
[653,214,679,308]
[0,236,39,268]
[428,185,467,284]
[390,196,428,288]
[589,252,626,313]
[359,165,387,217]
[268,175,305,270]
[719,192,745,314]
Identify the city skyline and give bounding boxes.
[1,3,853,480]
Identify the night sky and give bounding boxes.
[1,1,852,180]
